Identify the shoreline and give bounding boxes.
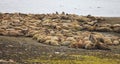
[1,12,120,17]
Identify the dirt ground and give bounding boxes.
[0,17,120,64]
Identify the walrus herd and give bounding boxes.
[0,12,120,50]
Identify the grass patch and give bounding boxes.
[26,54,120,64]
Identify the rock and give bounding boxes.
[54,52,60,55]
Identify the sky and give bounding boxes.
[0,0,120,17]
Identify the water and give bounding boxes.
[0,0,120,17]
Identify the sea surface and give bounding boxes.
[0,0,120,17]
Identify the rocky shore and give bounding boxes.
[0,13,120,50]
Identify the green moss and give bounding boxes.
[26,55,120,64]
